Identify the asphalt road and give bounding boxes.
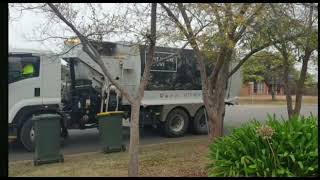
[9,104,317,162]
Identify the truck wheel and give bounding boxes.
[20,115,66,152]
[163,109,189,137]
[20,117,35,152]
[193,108,208,134]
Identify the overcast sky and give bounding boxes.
[9,3,121,51]
[8,3,318,79]
[9,7,50,50]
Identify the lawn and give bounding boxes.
[239,95,318,105]
[9,138,210,177]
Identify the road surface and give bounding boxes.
[9,104,317,162]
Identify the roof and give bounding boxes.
[9,48,54,56]
[264,75,295,86]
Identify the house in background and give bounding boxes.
[240,80,318,96]
[239,74,306,96]
[240,81,284,96]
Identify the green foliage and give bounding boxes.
[309,30,318,50]
[242,50,317,87]
[208,115,318,177]
[290,67,317,88]
[242,51,284,84]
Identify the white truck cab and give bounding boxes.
[8,49,61,151]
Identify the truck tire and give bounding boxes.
[20,116,35,152]
[193,108,208,134]
[163,108,189,137]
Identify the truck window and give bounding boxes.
[8,55,40,84]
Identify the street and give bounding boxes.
[9,104,317,162]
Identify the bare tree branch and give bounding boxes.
[47,3,135,104]
[138,3,157,100]
[161,3,210,93]
[224,3,235,37]
[160,3,190,39]
[154,13,211,63]
[176,3,210,89]
[28,36,70,42]
[209,4,223,34]
[234,4,265,42]
[54,43,81,57]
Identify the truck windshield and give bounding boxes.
[8,55,40,84]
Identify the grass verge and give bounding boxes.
[9,138,210,177]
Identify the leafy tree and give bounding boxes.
[242,51,284,83]
[160,3,303,140]
[243,50,317,100]
[268,3,318,118]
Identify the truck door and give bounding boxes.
[8,54,42,124]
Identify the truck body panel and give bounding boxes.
[62,43,241,106]
[40,54,61,104]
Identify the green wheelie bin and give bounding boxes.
[33,114,64,166]
[97,111,126,153]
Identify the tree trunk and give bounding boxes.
[203,96,224,141]
[271,91,276,101]
[209,105,224,139]
[128,102,141,176]
[127,3,157,177]
[293,5,314,117]
[282,55,294,119]
[206,59,230,141]
[284,82,293,119]
[271,77,276,101]
[293,51,311,116]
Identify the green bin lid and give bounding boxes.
[32,114,61,121]
[97,111,124,117]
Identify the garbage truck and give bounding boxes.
[8,38,242,151]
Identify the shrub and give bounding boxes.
[208,114,318,177]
